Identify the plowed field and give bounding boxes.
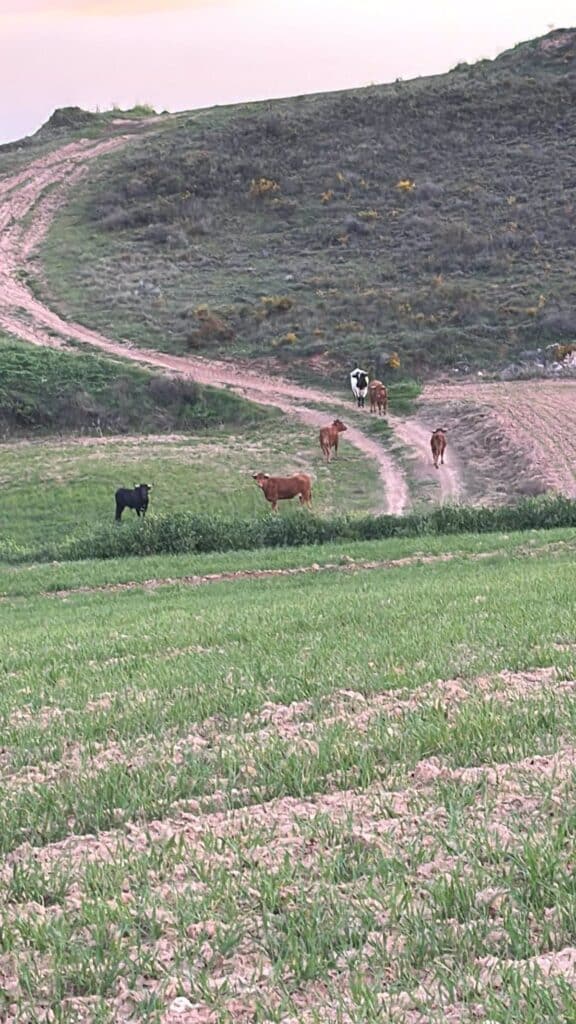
[421,379,576,504]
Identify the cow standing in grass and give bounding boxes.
[368,380,388,416]
[430,429,447,469]
[350,368,369,408]
[115,483,152,522]
[252,472,312,512]
[319,419,347,462]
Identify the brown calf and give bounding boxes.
[368,380,388,416]
[430,428,447,469]
[319,418,347,462]
[252,472,312,512]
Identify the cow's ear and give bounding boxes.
[148,484,153,490]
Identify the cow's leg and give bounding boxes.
[136,508,141,517]
[115,502,123,523]
[333,437,338,458]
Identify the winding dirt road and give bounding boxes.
[389,414,462,503]
[0,131,461,514]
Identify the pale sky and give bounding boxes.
[1,0,574,144]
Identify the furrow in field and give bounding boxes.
[4,668,576,873]
[3,735,575,1023]
[2,667,568,792]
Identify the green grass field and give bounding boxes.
[3,530,576,1021]
[4,30,576,1021]
[0,425,381,550]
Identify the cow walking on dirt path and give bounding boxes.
[430,429,447,469]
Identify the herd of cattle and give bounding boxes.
[114,369,448,519]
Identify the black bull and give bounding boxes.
[115,483,152,522]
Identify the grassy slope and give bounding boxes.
[3,535,576,1019]
[34,28,576,381]
[0,332,272,438]
[0,425,381,549]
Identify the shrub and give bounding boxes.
[413,180,444,201]
[186,306,235,346]
[260,296,293,316]
[539,309,576,339]
[14,495,576,565]
[343,216,369,236]
[249,177,280,199]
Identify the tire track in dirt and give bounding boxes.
[0,136,411,514]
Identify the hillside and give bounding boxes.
[0,334,271,438]
[28,27,576,380]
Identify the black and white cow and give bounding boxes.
[115,483,152,522]
[350,368,369,408]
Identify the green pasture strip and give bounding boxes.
[2,549,576,775]
[0,525,573,598]
[0,423,381,550]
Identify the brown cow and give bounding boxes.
[252,472,312,512]
[431,428,447,469]
[319,418,347,462]
[368,380,388,416]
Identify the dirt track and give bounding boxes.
[0,133,466,514]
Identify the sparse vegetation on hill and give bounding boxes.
[0,334,271,437]
[36,28,576,379]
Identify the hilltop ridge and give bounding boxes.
[5,27,576,380]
